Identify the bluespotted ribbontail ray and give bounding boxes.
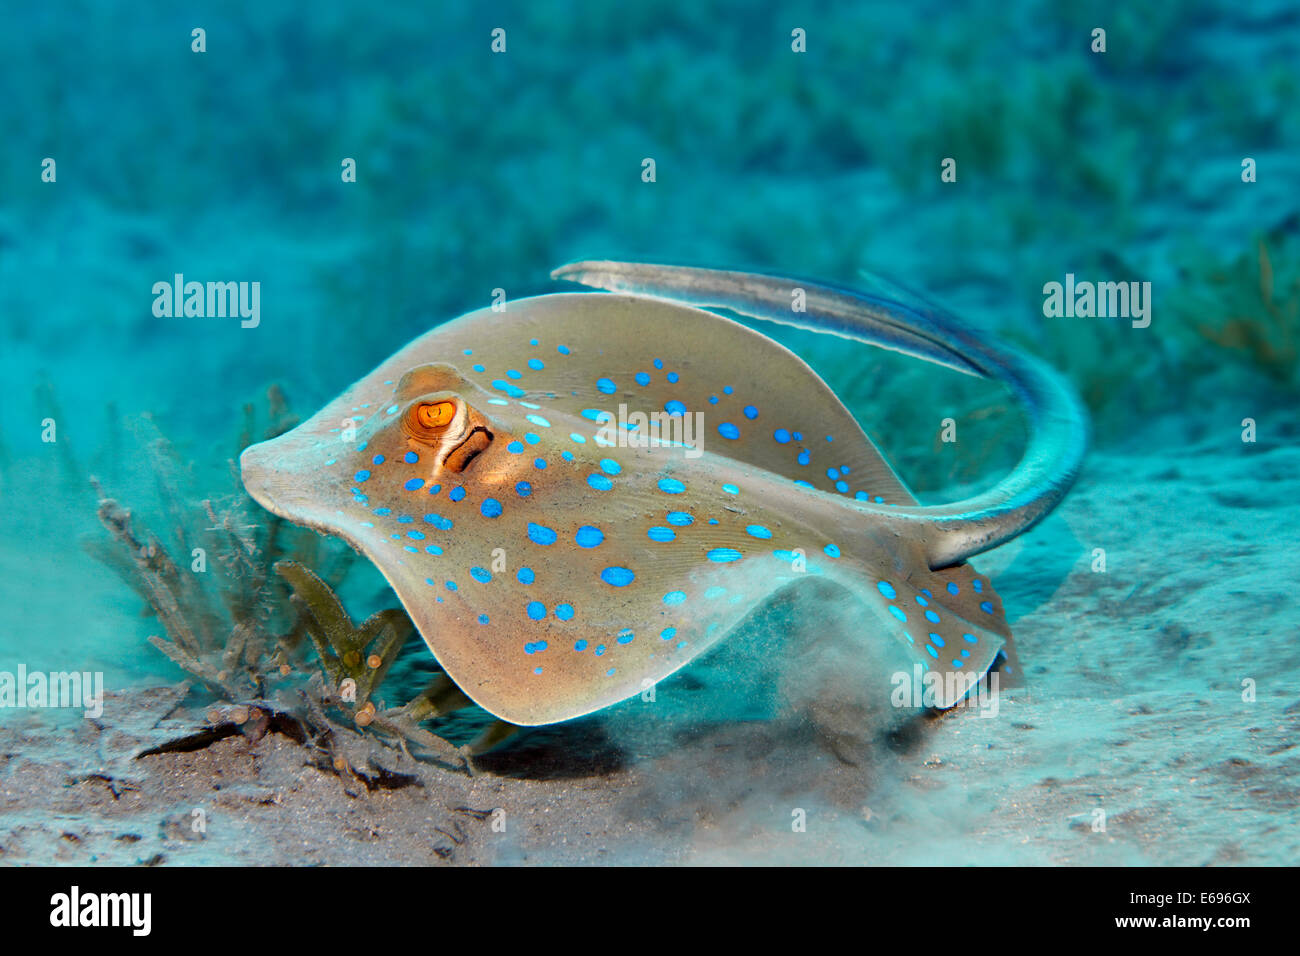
[240,262,1087,726]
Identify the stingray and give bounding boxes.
[240,261,1087,725]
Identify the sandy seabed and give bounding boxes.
[2,429,1295,866]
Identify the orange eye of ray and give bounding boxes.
[415,401,456,429]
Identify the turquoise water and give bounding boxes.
[4,2,1295,457]
[2,1,1297,864]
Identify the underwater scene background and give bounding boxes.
[1,0,1297,865]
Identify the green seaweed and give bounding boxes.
[274,560,408,707]
[1172,235,1300,388]
[86,387,517,773]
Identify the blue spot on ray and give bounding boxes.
[527,523,557,545]
[601,567,635,587]
[492,380,526,398]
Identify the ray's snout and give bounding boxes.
[239,440,279,513]
[239,434,322,520]
[239,421,369,530]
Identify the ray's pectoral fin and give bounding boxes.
[872,561,1020,708]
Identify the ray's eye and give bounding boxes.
[415,401,456,429]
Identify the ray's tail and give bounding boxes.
[552,260,1088,569]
